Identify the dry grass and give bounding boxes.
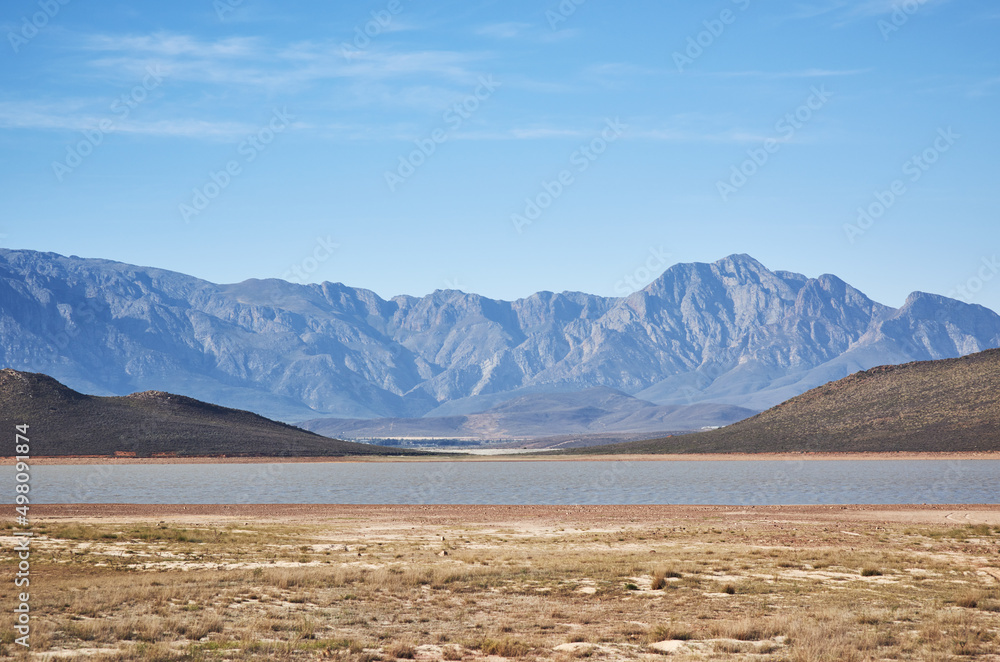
[1,516,999,660]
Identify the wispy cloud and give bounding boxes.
[969,76,1000,98]
[0,29,506,141]
[848,0,952,17]
[75,32,487,91]
[783,0,953,23]
[705,68,870,79]
[475,22,533,39]
[84,33,261,58]
[473,20,581,43]
[628,128,784,144]
[0,101,259,139]
[450,120,790,145]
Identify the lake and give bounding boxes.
[11,459,999,505]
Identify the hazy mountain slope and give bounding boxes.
[0,369,423,457]
[301,388,757,440]
[2,248,999,424]
[572,349,1000,454]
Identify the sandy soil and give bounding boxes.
[25,503,1000,526]
[7,450,1000,464]
[8,503,1000,660]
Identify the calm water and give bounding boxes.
[9,460,999,504]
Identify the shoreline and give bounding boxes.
[20,503,1000,525]
[4,450,1000,465]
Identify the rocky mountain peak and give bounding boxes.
[1,247,998,423]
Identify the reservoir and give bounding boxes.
[12,459,999,505]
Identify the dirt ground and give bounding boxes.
[20,502,1000,526]
[2,504,999,661]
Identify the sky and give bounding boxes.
[1,0,998,312]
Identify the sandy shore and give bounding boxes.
[6,450,1000,464]
[24,503,1000,526]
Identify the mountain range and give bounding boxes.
[301,388,756,441]
[1,248,998,426]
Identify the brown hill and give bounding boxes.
[0,369,427,457]
[569,348,1000,454]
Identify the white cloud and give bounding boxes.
[0,101,261,139]
[969,76,1000,98]
[451,121,785,145]
[475,22,533,39]
[706,68,870,79]
[85,33,262,58]
[783,0,953,23]
[848,0,952,17]
[81,33,486,90]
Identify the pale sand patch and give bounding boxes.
[979,568,1000,583]
[414,644,445,660]
[553,642,595,653]
[778,568,902,584]
[648,639,705,653]
[23,503,1000,528]
[43,647,123,658]
[651,637,786,654]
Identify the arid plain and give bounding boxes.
[3,504,999,661]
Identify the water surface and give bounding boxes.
[10,459,998,505]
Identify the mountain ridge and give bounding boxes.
[1,248,998,424]
[301,388,757,441]
[567,348,1000,454]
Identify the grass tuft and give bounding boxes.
[385,642,416,659]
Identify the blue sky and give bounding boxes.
[1,0,998,312]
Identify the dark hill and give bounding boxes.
[568,348,1000,454]
[0,369,426,457]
